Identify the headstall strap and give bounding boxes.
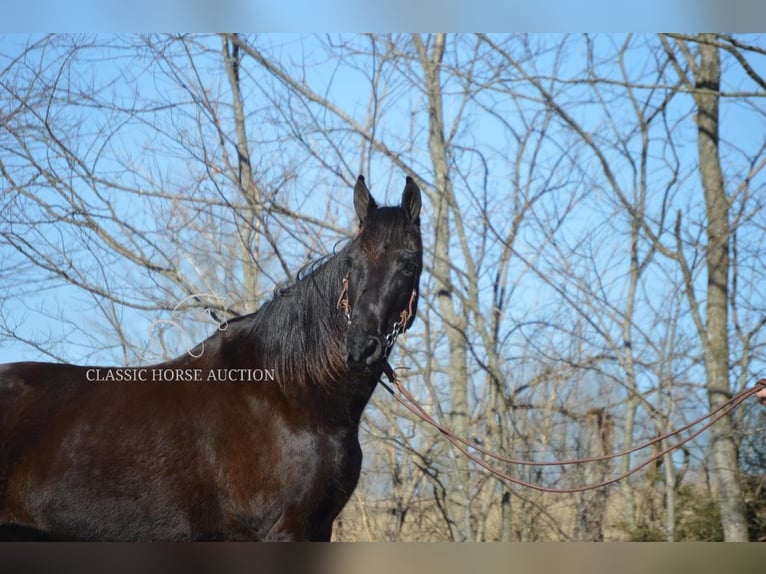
[404,289,417,325]
[384,289,418,356]
[336,274,352,326]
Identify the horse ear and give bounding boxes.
[353,175,377,224]
[401,176,421,223]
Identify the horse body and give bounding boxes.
[0,175,422,541]
[0,319,371,541]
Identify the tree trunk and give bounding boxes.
[223,34,261,314]
[414,33,474,542]
[574,408,612,541]
[693,33,749,542]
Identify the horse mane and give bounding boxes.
[219,244,352,391]
[356,206,421,260]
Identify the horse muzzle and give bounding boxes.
[345,333,384,372]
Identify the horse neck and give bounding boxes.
[253,254,377,389]
[270,255,386,420]
[160,253,380,424]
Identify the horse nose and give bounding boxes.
[347,335,383,369]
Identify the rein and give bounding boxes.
[379,364,766,494]
[334,275,764,493]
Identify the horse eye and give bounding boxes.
[402,261,419,275]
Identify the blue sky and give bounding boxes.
[1,34,765,394]
[2,1,764,32]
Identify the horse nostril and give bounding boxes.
[347,335,383,369]
[362,336,382,365]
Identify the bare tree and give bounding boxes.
[2,33,765,541]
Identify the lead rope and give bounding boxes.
[379,365,765,493]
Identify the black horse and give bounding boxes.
[0,175,422,541]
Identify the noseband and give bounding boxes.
[336,273,417,357]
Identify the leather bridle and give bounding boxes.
[336,272,417,357]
